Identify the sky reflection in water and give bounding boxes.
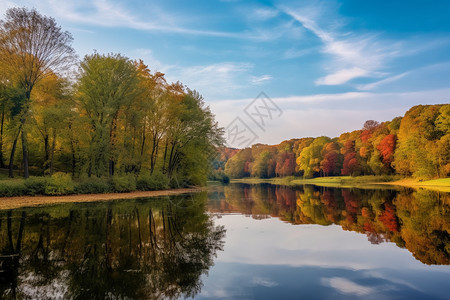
[195,184,450,299]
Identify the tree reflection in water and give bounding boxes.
[0,192,225,299]
[209,183,449,265]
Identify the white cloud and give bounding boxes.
[281,5,400,85]
[134,49,175,74]
[253,8,280,20]
[315,67,369,85]
[283,47,314,59]
[357,72,409,91]
[251,74,273,85]
[2,0,251,38]
[166,62,253,99]
[321,277,373,296]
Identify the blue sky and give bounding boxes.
[1,0,450,145]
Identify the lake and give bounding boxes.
[0,183,449,299]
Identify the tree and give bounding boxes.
[31,72,72,174]
[0,7,75,178]
[363,120,380,131]
[377,134,396,169]
[76,53,140,177]
[341,140,360,176]
[162,88,224,184]
[297,136,331,178]
[320,141,342,176]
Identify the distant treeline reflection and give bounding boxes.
[209,184,449,265]
[0,193,225,299]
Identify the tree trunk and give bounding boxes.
[109,160,115,177]
[68,123,77,177]
[49,128,56,175]
[21,129,29,179]
[8,126,22,178]
[44,134,49,171]
[0,106,5,168]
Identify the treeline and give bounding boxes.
[224,104,450,180]
[0,8,223,186]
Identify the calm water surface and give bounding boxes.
[0,183,449,299]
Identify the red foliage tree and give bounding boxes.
[321,151,340,175]
[341,140,360,175]
[360,130,372,144]
[377,134,396,167]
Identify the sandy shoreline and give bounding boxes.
[0,188,201,210]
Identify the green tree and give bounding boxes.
[298,136,331,178]
[76,53,140,177]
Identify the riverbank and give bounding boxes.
[379,178,450,193]
[0,187,200,210]
[231,176,450,193]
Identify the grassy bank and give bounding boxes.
[231,176,450,192]
[0,171,176,197]
[381,178,450,193]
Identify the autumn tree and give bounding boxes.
[393,104,449,179]
[320,141,342,176]
[297,136,331,178]
[31,73,72,174]
[76,53,140,177]
[341,139,360,176]
[377,134,396,170]
[0,7,75,178]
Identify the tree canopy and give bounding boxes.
[0,8,224,186]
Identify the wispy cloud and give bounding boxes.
[134,49,175,74]
[251,74,273,85]
[283,47,315,59]
[48,0,246,38]
[315,67,370,85]
[1,0,251,39]
[281,4,400,86]
[167,62,253,99]
[357,72,409,90]
[252,8,280,21]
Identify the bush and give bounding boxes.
[74,177,111,194]
[0,180,27,197]
[45,172,74,195]
[136,172,169,191]
[111,175,136,193]
[24,176,47,195]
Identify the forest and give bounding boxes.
[223,104,450,180]
[0,8,223,193]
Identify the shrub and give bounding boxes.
[136,172,170,191]
[45,172,74,195]
[24,176,47,195]
[0,180,27,197]
[111,174,136,193]
[74,177,111,194]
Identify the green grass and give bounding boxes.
[416,178,450,187]
[0,168,23,180]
